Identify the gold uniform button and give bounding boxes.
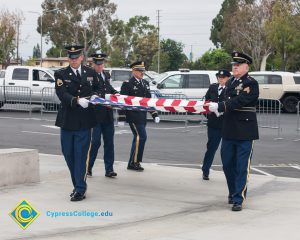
[78,90,81,93]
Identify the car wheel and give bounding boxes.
[0,101,4,108]
[282,95,299,113]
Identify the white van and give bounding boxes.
[152,69,218,99]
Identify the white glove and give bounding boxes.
[90,95,98,101]
[154,116,160,123]
[214,111,221,117]
[78,98,89,108]
[208,102,219,112]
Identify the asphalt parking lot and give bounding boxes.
[0,108,299,179]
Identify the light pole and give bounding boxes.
[29,9,58,67]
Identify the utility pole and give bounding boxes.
[40,15,43,67]
[190,45,193,62]
[157,10,160,74]
[29,8,58,67]
[16,20,20,65]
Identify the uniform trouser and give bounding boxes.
[202,127,222,176]
[128,123,147,165]
[89,122,115,173]
[61,128,91,194]
[221,138,254,205]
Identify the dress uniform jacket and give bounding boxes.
[55,65,100,131]
[120,76,152,124]
[218,73,259,140]
[94,71,118,124]
[205,83,225,129]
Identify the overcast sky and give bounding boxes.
[0,0,223,60]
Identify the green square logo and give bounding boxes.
[9,199,40,230]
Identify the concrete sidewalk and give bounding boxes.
[1,152,300,240]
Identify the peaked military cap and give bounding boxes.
[231,51,253,65]
[65,45,84,59]
[91,53,107,65]
[130,61,146,71]
[216,69,231,78]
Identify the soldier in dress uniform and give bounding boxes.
[88,53,119,178]
[208,52,259,211]
[202,69,230,181]
[120,61,160,171]
[55,45,101,201]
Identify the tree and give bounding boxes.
[150,52,170,73]
[199,48,231,70]
[39,0,116,57]
[265,0,300,71]
[210,0,239,48]
[32,44,41,58]
[108,16,158,67]
[0,9,23,68]
[46,46,65,58]
[160,39,187,71]
[211,0,274,70]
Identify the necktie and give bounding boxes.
[140,79,144,88]
[218,87,223,95]
[231,78,237,85]
[76,70,81,80]
[101,72,105,80]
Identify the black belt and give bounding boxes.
[234,107,256,112]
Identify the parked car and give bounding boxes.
[104,68,157,91]
[151,69,218,99]
[249,71,300,113]
[0,66,58,109]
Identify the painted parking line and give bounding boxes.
[147,126,203,130]
[290,166,300,170]
[21,131,59,136]
[250,167,275,177]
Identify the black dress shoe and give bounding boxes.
[70,189,75,197]
[202,174,209,180]
[70,192,86,202]
[232,204,242,211]
[228,197,234,204]
[105,171,117,178]
[127,163,144,171]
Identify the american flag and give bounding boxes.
[90,96,156,112]
[90,94,209,114]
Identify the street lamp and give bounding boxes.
[29,9,58,67]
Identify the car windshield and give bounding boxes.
[154,72,168,83]
[146,71,159,79]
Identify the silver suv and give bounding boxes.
[249,71,300,113]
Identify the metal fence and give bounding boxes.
[40,87,60,118]
[295,101,300,142]
[0,86,33,113]
[1,86,299,140]
[256,98,282,139]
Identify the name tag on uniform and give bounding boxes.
[65,80,71,83]
[87,77,93,81]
